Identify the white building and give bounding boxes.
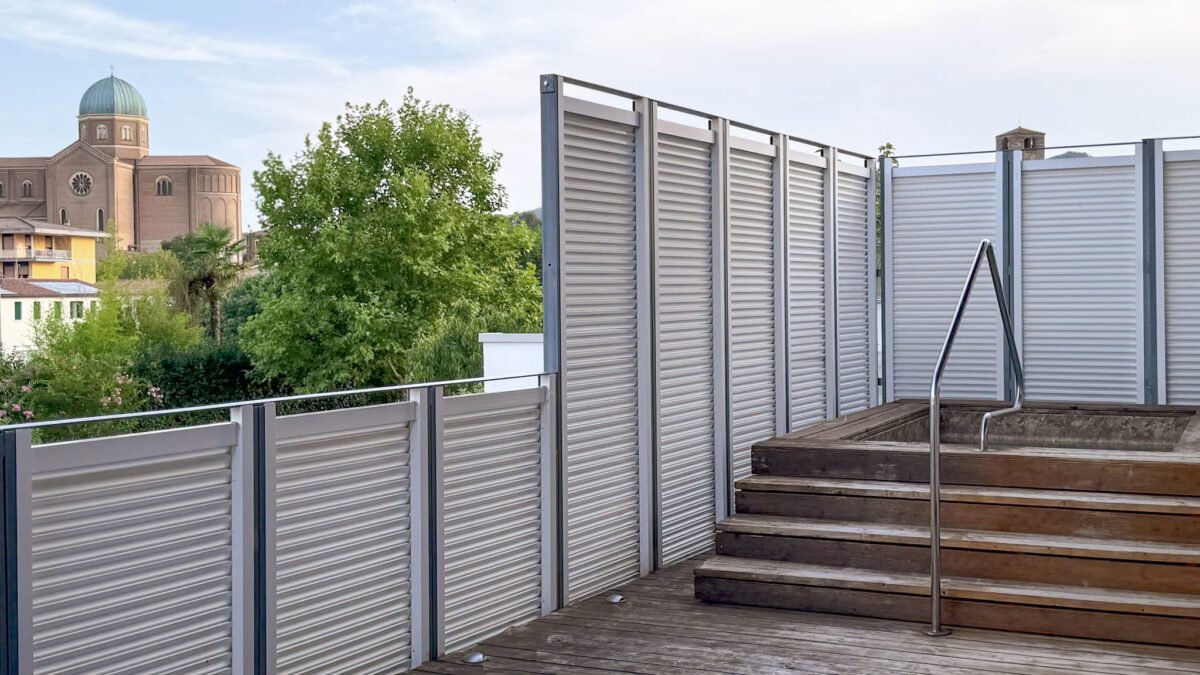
[0,279,98,352]
[478,333,543,392]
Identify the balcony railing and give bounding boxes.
[0,248,72,260]
[0,372,558,672]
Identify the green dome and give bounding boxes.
[78,76,147,118]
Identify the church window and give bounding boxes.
[1001,138,1009,150]
[156,176,173,196]
[21,181,33,198]
[97,208,106,231]
[121,125,133,141]
[59,209,69,226]
[0,182,5,199]
[69,172,93,197]
[96,124,108,141]
[1024,137,1035,150]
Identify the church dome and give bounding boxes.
[78,76,147,118]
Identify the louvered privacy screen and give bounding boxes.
[542,75,877,595]
[727,141,779,482]
[13,423,250,674]
[1018,156,1143,402]
[1162,151,1200,403]
[886,162,1004,400]
[439,388,547,653]
[558,105,645,601]
[835,166,876,414]
[274,403,416,674]
[884,149,1161,405]
[654,123,718,564]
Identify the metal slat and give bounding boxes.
[654,131,716,564]
[836,169,873,413]
[1163,155,1200,402]
[440,392,544,653]
[560,111,642,600]
[1020,162,1142,402]
[890,167,1003,399]
[728,147,777,481]
[787,159,827,426]
[27,439,237,674]
[274,407,413,675]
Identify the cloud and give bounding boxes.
[0,1,331,67]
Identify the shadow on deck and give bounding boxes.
[416,557,1200,674]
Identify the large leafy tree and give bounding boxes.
[164,223,245,343]
[241,93,541,391]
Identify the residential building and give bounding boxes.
[0,74,242,253]
[0,279,98,352]
[0,219,104,283]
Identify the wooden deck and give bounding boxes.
[416,558,1200,674]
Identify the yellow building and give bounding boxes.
[0,218,103,283]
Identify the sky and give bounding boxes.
[3,0,1199,230]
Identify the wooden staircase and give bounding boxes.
[694,422,1200,647]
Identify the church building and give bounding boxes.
[0,75,242,254]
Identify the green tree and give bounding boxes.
[164,223,245,343]
[241,93,542,391]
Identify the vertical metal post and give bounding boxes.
[634,97,657,573]
[537,374,560,614]
[408,388,432,668]
[1153,139,1167,402]
[881,157,893,402]
[427,386,445,657]
[229,406,256,674]
[712,118,733,521]
[1,429,18,675]
[774,134,790,433]
[1141,139,1160,403]
[251,403,276,675]
[1009,150,1024,389]
[823,148,841,418]
[538,73,568,606]
[866,159,879,407]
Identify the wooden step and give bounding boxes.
[694,556,1200,647]
[715,514,1200,594]
[751,439,1200,496]
[735,476,1200,543]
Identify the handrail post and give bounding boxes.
[926,238,1024,637]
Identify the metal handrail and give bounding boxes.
[926,238,1025,637]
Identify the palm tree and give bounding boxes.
[164,223,245,343]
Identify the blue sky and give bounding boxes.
[3,1,1200,230]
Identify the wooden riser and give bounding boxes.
[717,532,1200,594]
[735,491,1200,543]
[752,444,1200,496]
[694,577,1200,648]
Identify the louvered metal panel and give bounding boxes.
[654,130,716,563]
[275,403,414,675]
[560,111,642,600]
[836,168,874,413]
[1019,159,1142,402]
[788,157,828,427]
[440,388,545,652]
[890,166,1002,400]
[1163,153,1200,402]
[727,145,776,480]
[24,424,240,674]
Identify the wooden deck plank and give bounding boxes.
[417,557,1200,673]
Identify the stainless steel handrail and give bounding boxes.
[926,238,1025,637]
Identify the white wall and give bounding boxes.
[479,333,543,392]
[0,295,95,353]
